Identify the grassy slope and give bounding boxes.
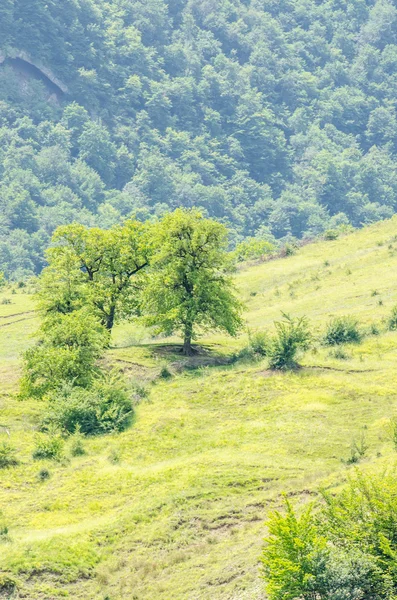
[2,218,397,598]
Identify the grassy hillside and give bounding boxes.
[2,218,397,599]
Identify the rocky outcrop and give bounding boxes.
[0,49,68,94]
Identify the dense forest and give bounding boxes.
[2,0,397,278]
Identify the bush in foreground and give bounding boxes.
[324,316,362,346]
[42,374,133,435]
[261,472,397,599]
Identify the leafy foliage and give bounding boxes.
[43,375,133,435]
[20,309,109,399]
[248,330,270,356]
[324,316,362,345]
[234,238,275,262]
[262,472,397,599]
[268,314,311,370]
[32,433,64,461]
[0,442,18,468]
[42,219,150,330]
[388,305,397,331]
[142,208,242,355]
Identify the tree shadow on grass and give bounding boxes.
[149,343,233,373]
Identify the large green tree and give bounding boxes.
[142,208,242,355]
[42,219,150,330]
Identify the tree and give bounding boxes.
[142,208,242,355]
[45,220,151,331]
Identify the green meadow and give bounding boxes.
[2,218,397,599]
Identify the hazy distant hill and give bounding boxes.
[2,0,397,278]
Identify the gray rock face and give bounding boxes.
[0,49,68,94]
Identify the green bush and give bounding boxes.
[231,345,257,363]
[369,322,380,336]
[69,427,86,456]
[345,432,368,465]
[324,229,339,240]
[324,316,362,345]
[249,330,270,356]
[159,366,172,379]
[329,347,350,360]
[0,442,18,468]
[33,434,64,461]
[234,238,275,262]
[261,472,397,599]
[0,575,17,594]
[43,374,133,435]
[38,468,51,481]
[20,309,109,399]
[268,314,311,370]
[388,305,397,331]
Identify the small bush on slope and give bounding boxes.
[249,330,270,356]
[32,433,64,461]
[0,442,18,468]
[324,316,362,346]
[388,306,397,331]
[268,314,311,370]
[42,374,133,435]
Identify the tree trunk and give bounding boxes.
[183,323,194,356]
[105,303,116,331]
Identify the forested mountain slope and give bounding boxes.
[2,0,397,277]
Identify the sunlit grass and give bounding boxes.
[1,218,397,597]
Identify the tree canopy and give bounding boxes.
[142,208,242,355]
[40,220,150,330]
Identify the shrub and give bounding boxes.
[32,434,64,461]
[0,442,18,468]
[231,345,257,363]
[0,575,17,594]
[249,330,270,356]
[159,366,172,379]
[283,243,295,257]
[369,322,380,336]
[43,374,133,435]
[234,238,274,262]
[38,468,51,481]
[329,347,350,360]
[345,432,368,465]
[69,427,86,456]
[261,499,323,600]
[388,305,397,331]
[324,316,362,346]
[324,229,339,240]
[20,309,109,399]
[261,473,396,600]
[268,314,311,370]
